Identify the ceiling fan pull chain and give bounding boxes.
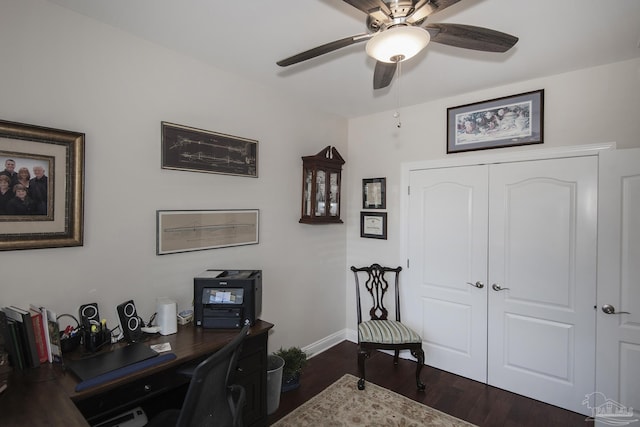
[394,61,402,128]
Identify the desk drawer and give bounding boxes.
[237,348,263,375]
[237,347,267,427]
[75,369,188,424]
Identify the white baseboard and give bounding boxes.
[304,327,417,362]
[302,328,357,358]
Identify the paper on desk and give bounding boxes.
[150,343,172,353]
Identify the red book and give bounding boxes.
[30,305,52,363]
[29,308,47,364]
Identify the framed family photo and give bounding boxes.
[0,120,84,251]
[447,89,544,153]
[156,209,259,255]
[161,122,258,178]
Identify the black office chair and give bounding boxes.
[146,325,250,427]
[351,264,425,391]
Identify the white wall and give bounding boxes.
[345,58,640,330]
[0,0,348,353]
[3,0,640,357]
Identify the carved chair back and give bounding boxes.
[351,264,402,325]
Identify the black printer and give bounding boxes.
[193,269,262,328]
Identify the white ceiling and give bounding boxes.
[47,0,640,118]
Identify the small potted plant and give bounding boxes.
[274,346,308,392]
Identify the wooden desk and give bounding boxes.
[0,320,273,427]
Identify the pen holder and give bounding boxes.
[57,313,81,354]
[60,333,81,354]
[83,326,109,353]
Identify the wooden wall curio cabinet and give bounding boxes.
[300,146,344,224]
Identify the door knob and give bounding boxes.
[602,304,631,315]
[492,283,510,291]
[466,281,484,289]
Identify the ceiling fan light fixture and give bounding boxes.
[365,26,430,63]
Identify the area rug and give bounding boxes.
[272,373,476,427]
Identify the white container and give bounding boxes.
[267,355,285,414]
[156,298,177,336]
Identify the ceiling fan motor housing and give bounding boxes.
[366,0,418,32]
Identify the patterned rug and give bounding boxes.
[272,373,476,427]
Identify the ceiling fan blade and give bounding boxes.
[342,0,391,15]
[425,23,518,52]
[373,61,396,89]
[276,33,372,67]
[407,0,462,24]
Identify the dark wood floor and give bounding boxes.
[268,341,593,427]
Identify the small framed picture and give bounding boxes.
[362,177,386,209]
[360,212,387,240]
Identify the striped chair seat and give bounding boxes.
[358,320,421,345]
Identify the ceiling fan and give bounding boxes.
[276,0,519,90]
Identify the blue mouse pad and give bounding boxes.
[66,342,159,382]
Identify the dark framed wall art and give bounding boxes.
[161,122,258,177]
[362,177,386,209]
[447,89,544,153]
[0,120,84,251]
[360,211,387,240]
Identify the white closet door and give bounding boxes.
[595,148,640,424]
[487,156,597,415]
[407,165,489,383]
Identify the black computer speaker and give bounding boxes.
[116,300,142,342]
[79,302,100,328]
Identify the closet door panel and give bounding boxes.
[502,179,573,306]
[407,165,488,383]
[487,157,597,416]
[596,148,640,424]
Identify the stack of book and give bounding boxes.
[0,305,63,373]
[0,311,12,394]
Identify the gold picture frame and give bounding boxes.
[0,120,84,251]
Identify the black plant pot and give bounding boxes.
[281,373,300,392]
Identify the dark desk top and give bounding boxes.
[0,320,273,427]
[65,342,160,382]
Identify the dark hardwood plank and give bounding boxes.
[268,341,592,427]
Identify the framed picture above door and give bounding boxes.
[447,89,544,154]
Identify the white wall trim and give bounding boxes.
[403,142,616,173]
[304,328,417,362]
[303,329,351,359]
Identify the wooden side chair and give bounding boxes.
[351,264,425,391]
